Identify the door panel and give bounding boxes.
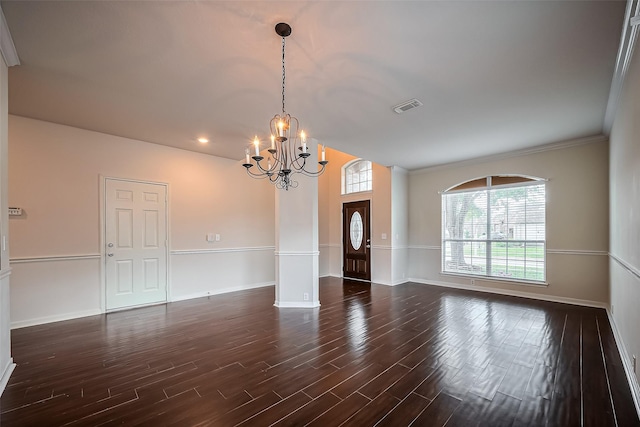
[106,179,168,310]
[343,200,371,281]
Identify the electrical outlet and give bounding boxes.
[471,279,475,285]
[633,355,637,373]
[611,304,614,314]
[303,293,309,301]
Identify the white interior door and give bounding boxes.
[105,179,168,310]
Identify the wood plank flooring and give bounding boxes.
[1,277,638,426]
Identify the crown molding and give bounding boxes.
[0,5,19,67]
[409,134,607,175]
[603,0,639,134]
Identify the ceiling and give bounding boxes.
[1,1,627,170]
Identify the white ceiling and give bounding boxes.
[1,1,626,170]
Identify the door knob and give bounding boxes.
[108,243,114,248]
[366,245,371,249]
[107,253,114,257]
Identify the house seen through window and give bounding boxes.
[442,175,546,282]
[342,159,372,194]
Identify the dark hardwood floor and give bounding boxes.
[1,277,638,426]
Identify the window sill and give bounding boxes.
[440,272,548,287]
[341,190,373,197]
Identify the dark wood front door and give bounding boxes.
[343,200,371,281]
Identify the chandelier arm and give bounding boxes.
[270,144,285,166]
[297,163,328,177]
[268,172,281,184]
[252,158,274,174]
[289,155,307,171]
[244,167,271,180]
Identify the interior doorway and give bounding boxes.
[342,200,371,281]
[104,178,168,310]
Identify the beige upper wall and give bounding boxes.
[409,140,609,251]
[9,115,275,257]
[408,139,610,303]
[8,115,277,325]
[610,51,640,270]
[322,147,392,248]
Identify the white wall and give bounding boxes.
[408,138,610,305]
[8,116,275,327]
[390,166,409,285]
[609,37,640,388]
[0,51,15,395]
[274,141,320,308]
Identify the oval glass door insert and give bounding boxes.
[350,211,363,250]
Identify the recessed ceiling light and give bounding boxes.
[197,137,209,144]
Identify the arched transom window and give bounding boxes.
[442,175,546,283]
[342,159,372,195]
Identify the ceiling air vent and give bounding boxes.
[393,98,423,114]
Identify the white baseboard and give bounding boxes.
[318,275,408,287]
[10,283,276,328]
[0,359,16,396]
[274,301,321,308]
[11,309,103,330]
[606,309,640,418]
[376,279,410,287]
[408,277,607,309]
[170,281,275,303]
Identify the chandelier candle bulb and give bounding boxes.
[301,131,307,153]
[253,136,260,156]
[270,135,275,150]
[245,148,250,164]
[321,145,326,162]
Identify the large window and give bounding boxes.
[342,159,372,194]
[442,176,546,283]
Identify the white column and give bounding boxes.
[274,140,320,308]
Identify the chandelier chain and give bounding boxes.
[281,36,286,114]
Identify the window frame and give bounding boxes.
[342,159,373,195]
[441,176,547,285]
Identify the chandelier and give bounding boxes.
[242,22,328,190]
